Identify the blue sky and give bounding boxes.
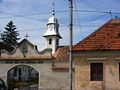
[0,0,120,50]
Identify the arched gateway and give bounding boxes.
[0,37,69,90]
[7,65,39,90]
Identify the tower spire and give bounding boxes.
[43,1,62,53]
[52,0,55,16]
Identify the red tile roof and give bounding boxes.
[73,19,120,51]
[53,46,69,62]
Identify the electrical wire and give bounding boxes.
[0,10,120,20]
[0,11,42,21]
[16,24,99,32]
[85,13,108,23]
[73,0,81,30]
[80,0,101,10]
[0,9,119,32]
[0,10,69,20]
[17,27,46,31]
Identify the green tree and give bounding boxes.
[1,21,20,46]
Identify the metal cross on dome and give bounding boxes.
[52,0,55,16]
[52,0,55,10]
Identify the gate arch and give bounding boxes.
[7,65,39,90]
[7,64,40,73]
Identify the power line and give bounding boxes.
[0,9,118,32]
[0,24,99,32]
[17,27,46,31]
[0,11,43,21]
[0,22,101,33]
[87,13,108,23]
[74,10,107,13]
[0,10,120,20]
[17,26,97,32]
[0,12,51,19]
[73,0,81,29]
[74,24,100,27]
[0,10,69,20]
[74,10,120,15]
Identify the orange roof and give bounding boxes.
[73,19,120,51]
[53,46,69,62]
[0,57,51,60]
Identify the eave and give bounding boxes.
[0,57,51,60]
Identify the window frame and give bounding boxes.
[119,62,120,81]
[90,63,103,81]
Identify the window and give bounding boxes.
[56,39,59,46]
[20,44,28,54]
[117,33,120,38]
[119,63,120,81]
[91,63,103,81]
[49,38,52,45]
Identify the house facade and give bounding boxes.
[0,10,69,90]
[73,19,120,90]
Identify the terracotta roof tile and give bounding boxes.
[53,46,69,62]
[73,19,120,51]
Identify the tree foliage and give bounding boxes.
[1,21,20,46]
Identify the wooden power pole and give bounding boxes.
[68,0,73,90]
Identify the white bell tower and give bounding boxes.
[43,10,62,53]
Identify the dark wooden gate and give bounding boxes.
[0,79,6,90]
[7,65,39,90]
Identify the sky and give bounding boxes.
[0,0,120,50]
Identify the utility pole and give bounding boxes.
[68,0,73,90]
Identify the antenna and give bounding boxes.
[109,10,112,19]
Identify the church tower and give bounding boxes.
[43,10,62,53]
